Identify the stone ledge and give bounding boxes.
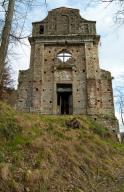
[29,35,100,44]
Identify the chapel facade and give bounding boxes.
[17,7,118,131]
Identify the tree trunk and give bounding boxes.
[0,0,15,84]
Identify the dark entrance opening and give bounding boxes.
[57,84,73,115]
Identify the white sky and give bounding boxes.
[9,0,124,131]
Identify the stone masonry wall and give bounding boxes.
[17,7,118,131]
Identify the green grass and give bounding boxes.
[0,102,124,192]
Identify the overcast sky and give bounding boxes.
[9,0,124,130]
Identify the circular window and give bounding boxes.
[57,52,72,62]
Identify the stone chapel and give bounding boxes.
[17,7,118,131]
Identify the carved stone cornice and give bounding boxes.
[29,35,100,44]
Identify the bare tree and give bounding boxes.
[0,63,14,100]
[0,0,47,90]
[101,0,124,22]
[116,87,124,126]
[0,0,15,84]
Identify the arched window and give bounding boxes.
[57,51,72,62]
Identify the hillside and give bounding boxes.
[0,102,124,192]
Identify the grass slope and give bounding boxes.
[0,102,124,192]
